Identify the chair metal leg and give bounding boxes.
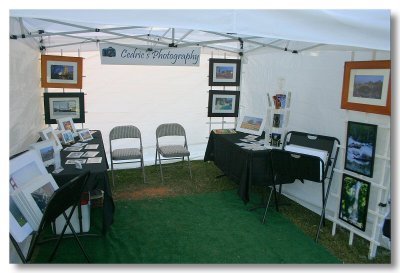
[141,156,146,183]
[154,150,158,166]
[110,160,115,187]
[187,156,192,179]
[158,152,164,183]
[262,186,274,224]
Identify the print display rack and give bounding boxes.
[329,115,390,259]
[41,50,85,130]
[264,91,291,149]
[206,54,241,134]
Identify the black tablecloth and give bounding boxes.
[204,131,274,203]
[47,130,115,233]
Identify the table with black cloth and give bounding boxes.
[47,130,115,234]
[204,131,274,204]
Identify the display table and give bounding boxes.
[204,131,274,203]
[47,130,115,234]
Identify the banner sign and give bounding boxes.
[99,43,201,66]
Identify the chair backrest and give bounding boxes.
[110,125,141,141]
[270,149,323,184]
[156,123,186,138]
[41,171,90,225]
[283,131,340,157]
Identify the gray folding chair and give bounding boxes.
[109,125,145,186]
[155,123,192,183]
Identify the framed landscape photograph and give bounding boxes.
[236,115,266,136]
[41,55,83,89]
[339,174,371,231]
[341,60,391,115]
[209,58,241,86]
[208,90,240,117]
[344,121,377,178]
[44,92,85,124]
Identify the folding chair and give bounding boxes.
[263,131,340,242]
[25,171,91,263]
[155,123,192,183]
[109,125,146,186]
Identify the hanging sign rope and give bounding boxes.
[99,43,201,66]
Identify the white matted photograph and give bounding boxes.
[236,115,266,136]
[29,140,56,167]
[39,126,63,150]
[78,129,93,142]
[61,130,75,145]
[57,116,77,134]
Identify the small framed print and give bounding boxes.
[44,92,85,124]
[344,121,377,178]
[339,174,371,231]
[208,90,240,117]
[236,115,266,136]
[57,117,77,134]
[39,126,63,150]
[41,55,83,89]
[61,130,75,145]
[209,58,241,86]
[29,140,56,167]
[78,129,93,142]
[341,60,391,115]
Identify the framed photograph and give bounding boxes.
[57,117,77,134]
[41,55,83,89]
[269,133,282,147]
[61,130,75,145]
[44,92,85,124]
[344,121,377,178]
[29,140,56,167]
[39,126,63,150]
[339,174,371,231]
[272,114,284,128]
[341,60,391,115]
[236,115,266,136]
[208,90,240,117]
[78,129,93,142]
[209,58,241,86]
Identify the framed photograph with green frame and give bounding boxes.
[344,121,377,178]
[339,174,371,231]
[43,92,85,124]
[208,90,240,117]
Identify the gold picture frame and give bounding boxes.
[341,60,391,115]
[41,55,83,89]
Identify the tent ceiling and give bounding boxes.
[10,10,390,54]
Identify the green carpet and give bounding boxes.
[32,190,340,264]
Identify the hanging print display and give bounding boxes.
[344,121,377,178]
[209,58,241,86]
[339,174,371,231]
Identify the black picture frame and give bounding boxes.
[344,121,377,178]
[208,58,241,86]
[339,174,371,231]
[208,90,240,117]
[43,92,85,124]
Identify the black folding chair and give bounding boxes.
[263,131,340,242]
[25,171,91,263]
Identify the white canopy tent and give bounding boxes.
[9,9,391,260]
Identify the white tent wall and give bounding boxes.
[9,18,44,157]
[241,47,390,252]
